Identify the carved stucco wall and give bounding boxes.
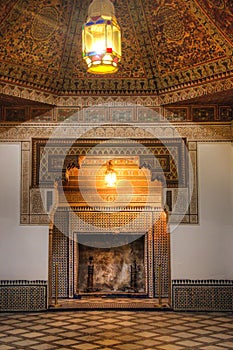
[0,99,232,226]
[1,124,231,226]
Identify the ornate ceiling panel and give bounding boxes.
[148,0,232,88]
[0,0,232,97]
[195,0,233,44]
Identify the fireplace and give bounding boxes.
[51,206,170,301]
[49,154,171,304]
[77,234,145,294]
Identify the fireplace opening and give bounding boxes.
[77,234,145,295]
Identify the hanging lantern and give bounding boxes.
[105,160,117,187]
[82,0,121,74]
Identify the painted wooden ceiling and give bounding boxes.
[0,0,233,102]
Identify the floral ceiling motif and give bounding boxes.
[0,0,232,96]
[196,0,233,43]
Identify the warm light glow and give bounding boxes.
[105,171,117,187]
[105,160,117,187]
[82,0,121,74]
[161,211,167,220]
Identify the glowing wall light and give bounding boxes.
[105,160,117,187]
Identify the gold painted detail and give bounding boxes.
[31,7,59,41]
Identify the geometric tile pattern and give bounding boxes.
[0,281,47,312]
[52,208,170,300]
[1,280,232,312]
[53,211,69,298]
[0,310,233,349]
[153,213,170,298]
[173,280,233,312]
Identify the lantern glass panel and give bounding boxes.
[113,25,121,56]
[106,23,113,49]
[85,23,106,54]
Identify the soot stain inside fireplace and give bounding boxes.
[77,235,145,293]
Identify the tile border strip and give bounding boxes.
[0,280,47,312]
[172,279,233,311]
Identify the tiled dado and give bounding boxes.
[172,280,233,312]
[0,280,47,312]
[1,279,233,312]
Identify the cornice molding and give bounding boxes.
[1,76,233,107]
[0,82,58,105]
[158,76,233,105]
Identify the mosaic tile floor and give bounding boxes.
[0,310,233,349]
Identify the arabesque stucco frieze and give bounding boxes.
[0,123,232,142]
